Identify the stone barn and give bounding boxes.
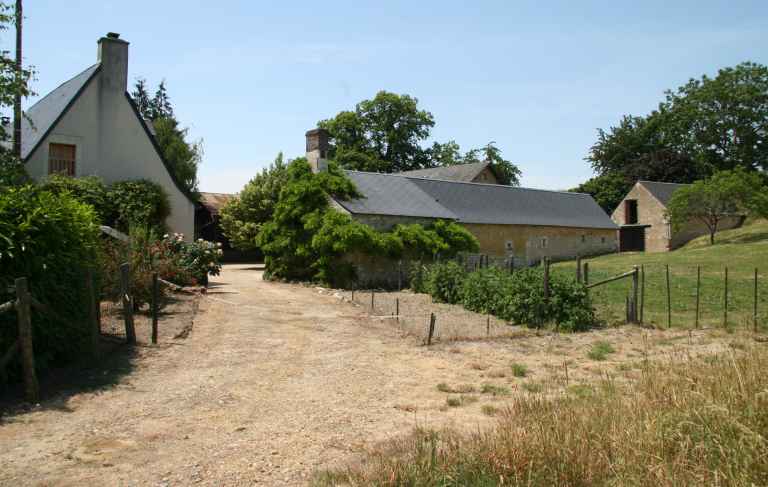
[611,180,744,252]
[306,129,618,269]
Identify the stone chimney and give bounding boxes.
[97,32,129,93]
[306,128,329,173]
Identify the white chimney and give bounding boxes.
[97,32,129,93]
[305,128,329,173]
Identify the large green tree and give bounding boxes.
[578,62,768,212]
[666,169,768,245]
[319,91,521,184]
[219,153,291,251]
[131,78,201,194]
[0,1,33,189]
[319,91,435,172]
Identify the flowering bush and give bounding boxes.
[159,233,223,285]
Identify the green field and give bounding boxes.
[553,219,768,329]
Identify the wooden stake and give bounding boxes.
[486,315,490,336]
[86,268,99,359]
[427,313,436,346]
[542,258,550,328]
[640,265,645,323]
[120,263,136,345]
[583,262,589,286]
[631,266,639,323]
[755,268,759,333]
[666,264,671,329]
[151,272,159,344]
[695,266,701,329]
[396,297,400,323]
[724,266,729,328]
[15,277,38,403]
[371,290,375,310]
[576,255,582,283]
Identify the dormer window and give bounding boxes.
[48,143,76,176]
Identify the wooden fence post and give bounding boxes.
[576,256,582,283]
[754,268,759,333]
[427,313,436,346]
[542,258,550,329]
[15,277,39,403]
[631,266,639,323]
[371,290,375,311]
[86,268,99,359]
[396,297,400,323]
[723,267,729,328]
[151,272,159,345]
[120,263,137,345]
[665,264,671,329]
[640,265,645,324]
[583,262,589,286]
[486,315,490,336]
[695,266,701,329]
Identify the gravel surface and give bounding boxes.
[0,264,744,486]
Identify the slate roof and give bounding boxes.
[339,171,617,230]
[638,181,689,207]
[21,64,101,160]
[399,161,494,182]
[339,171,457,219]
[198,192,235,215]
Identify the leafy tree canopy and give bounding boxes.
[131,78,201,194]
[319,91,521,183]
[666,169,768,245]
[0,1,33,190]
[571,173,632,214]
[219,152,291,251]
[579,62,768,212]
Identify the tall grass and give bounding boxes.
[315,346,768,486]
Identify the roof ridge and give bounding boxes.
[344,169,588,195]
[26,63,100,114]
[638,180,689,185]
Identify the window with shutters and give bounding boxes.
[48,143,76,176]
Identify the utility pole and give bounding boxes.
[13,0,22,158]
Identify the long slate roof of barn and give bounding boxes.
[337,171,617,230]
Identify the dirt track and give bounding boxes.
[0,264,739,486]
[0,265,502,486]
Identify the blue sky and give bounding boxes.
[10,1,768,193]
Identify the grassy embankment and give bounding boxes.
[552,219,768,328]
[315,342,768,486]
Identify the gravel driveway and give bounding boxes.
[0,264,497,486]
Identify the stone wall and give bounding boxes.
[462,223,617,265]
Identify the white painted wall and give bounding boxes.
[24,38,195,240]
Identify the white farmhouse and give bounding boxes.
[18,33,195,239]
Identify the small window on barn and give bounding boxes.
[581,234,586,243]
[541,237,548,249]
[48,143,76,176]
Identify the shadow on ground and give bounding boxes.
[0,339,139,421]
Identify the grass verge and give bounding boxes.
[314,345,768,486]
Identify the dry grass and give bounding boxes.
[314,344,768,486]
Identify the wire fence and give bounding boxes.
[342,289,525,344]
[552,261,768,330]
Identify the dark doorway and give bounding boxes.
[625,200,638,224]
[619,226,646,252]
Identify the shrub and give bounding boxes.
[587,341,615,361]
[40,174,113,223]
[424,261,466,304]
[0,186,99,374]
[511,362,528,377]
[108,179,171,233]
[460,266,509,315]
